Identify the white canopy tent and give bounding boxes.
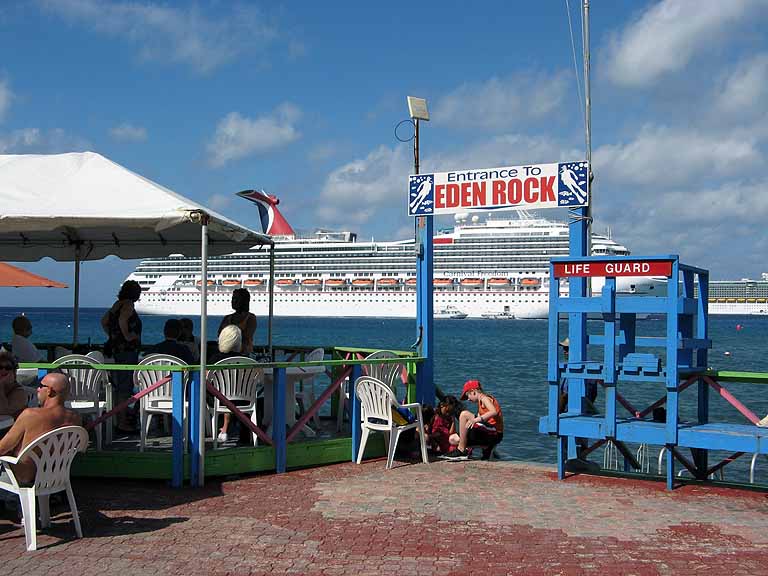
[0,151,275,485]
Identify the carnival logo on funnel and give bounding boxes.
[408,174,434,216]
[557,162,588,207]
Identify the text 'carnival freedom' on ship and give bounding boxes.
[126,190,661,319]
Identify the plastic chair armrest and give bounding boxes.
[0,455,19,465]
[400,402,421,410]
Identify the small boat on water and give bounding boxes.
[434,306,468,319]
[481,311,515,320]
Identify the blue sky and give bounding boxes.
[1,0,768,308]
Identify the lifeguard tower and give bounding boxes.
[540,254,768,489]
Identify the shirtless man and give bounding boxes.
[0,372,81,485]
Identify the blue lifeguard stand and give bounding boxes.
[539,255,722,489]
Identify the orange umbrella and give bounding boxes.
[0,262,67,288]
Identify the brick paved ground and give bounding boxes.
[1,459,767,575]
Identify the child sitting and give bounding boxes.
[425,395,459,455]
[445,379,503,461]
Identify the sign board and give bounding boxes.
[552,259,674,278]
[408,161,588,216]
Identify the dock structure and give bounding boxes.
[26,347,423,487]
[540,254,768,489]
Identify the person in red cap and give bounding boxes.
[444,379,503,460]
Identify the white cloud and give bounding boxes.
[316,133,575,230]
[605,0,763,87]
[317,145,409,225]
[0,127,90,153]
[594,125,760,186]
[206,103,301,168]
[110,122,147,142]
[0,79,12,122]
[433,71,569,131]
[38,0,279,73]
[599,178,768,279]
[208,193,231,211]
[715,53,768,117]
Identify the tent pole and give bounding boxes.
[73,248,81,345]
[268,245,275,360]
[197,216,209,487]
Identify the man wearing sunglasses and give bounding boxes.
[0,351,27,419]
[0,372,81,485]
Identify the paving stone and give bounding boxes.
[0,460,767,573]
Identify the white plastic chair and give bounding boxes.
[208,357,263,449]
[86,350,113,446]
[354,376,428,469]
[337,350,405,432]
[0,426,88,551]
[295,348,324,427]
[54,355,108,450]
[134,354,187,452]
[21,386,38,408]
[364,350,405,395]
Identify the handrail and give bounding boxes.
[20,356,426,372]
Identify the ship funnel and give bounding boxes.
[236,189,296,236]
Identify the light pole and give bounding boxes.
[407,96,434,405]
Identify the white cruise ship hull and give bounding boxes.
[135,277,647,319]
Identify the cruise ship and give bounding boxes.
[706,274,768,315]
[127,191,656,319]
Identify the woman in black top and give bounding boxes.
[101,280,143,432]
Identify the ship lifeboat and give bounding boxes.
[405,278,417,289]
[460,277,483,287]
[222,279,240,286]
[520,277,541,287]
[488,278,510,287]
[434,278,454,287]
[196,280,215,286]
[325,279,347,288]
[244,279,263,287]
[276,279,296,289]
[377,278,400,286]
[301,278,323,289]
[351,278,374,287]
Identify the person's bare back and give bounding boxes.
[0,373,81,484]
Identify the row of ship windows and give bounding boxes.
[136,261,554,274]
[138,252,564,268]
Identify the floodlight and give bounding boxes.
[407,96,429,121]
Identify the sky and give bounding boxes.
[1,0,768,308]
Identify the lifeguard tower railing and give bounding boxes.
[539,254,768,489]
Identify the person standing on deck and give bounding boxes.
[101,280,143,433]
[218,288,257,356]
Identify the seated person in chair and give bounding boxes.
[445,379,503,461]
[0,351,28,419]
[10,316,44,364]
[0,373,81,485]
[153,319,195,365]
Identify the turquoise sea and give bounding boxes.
[2,307,768,481]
